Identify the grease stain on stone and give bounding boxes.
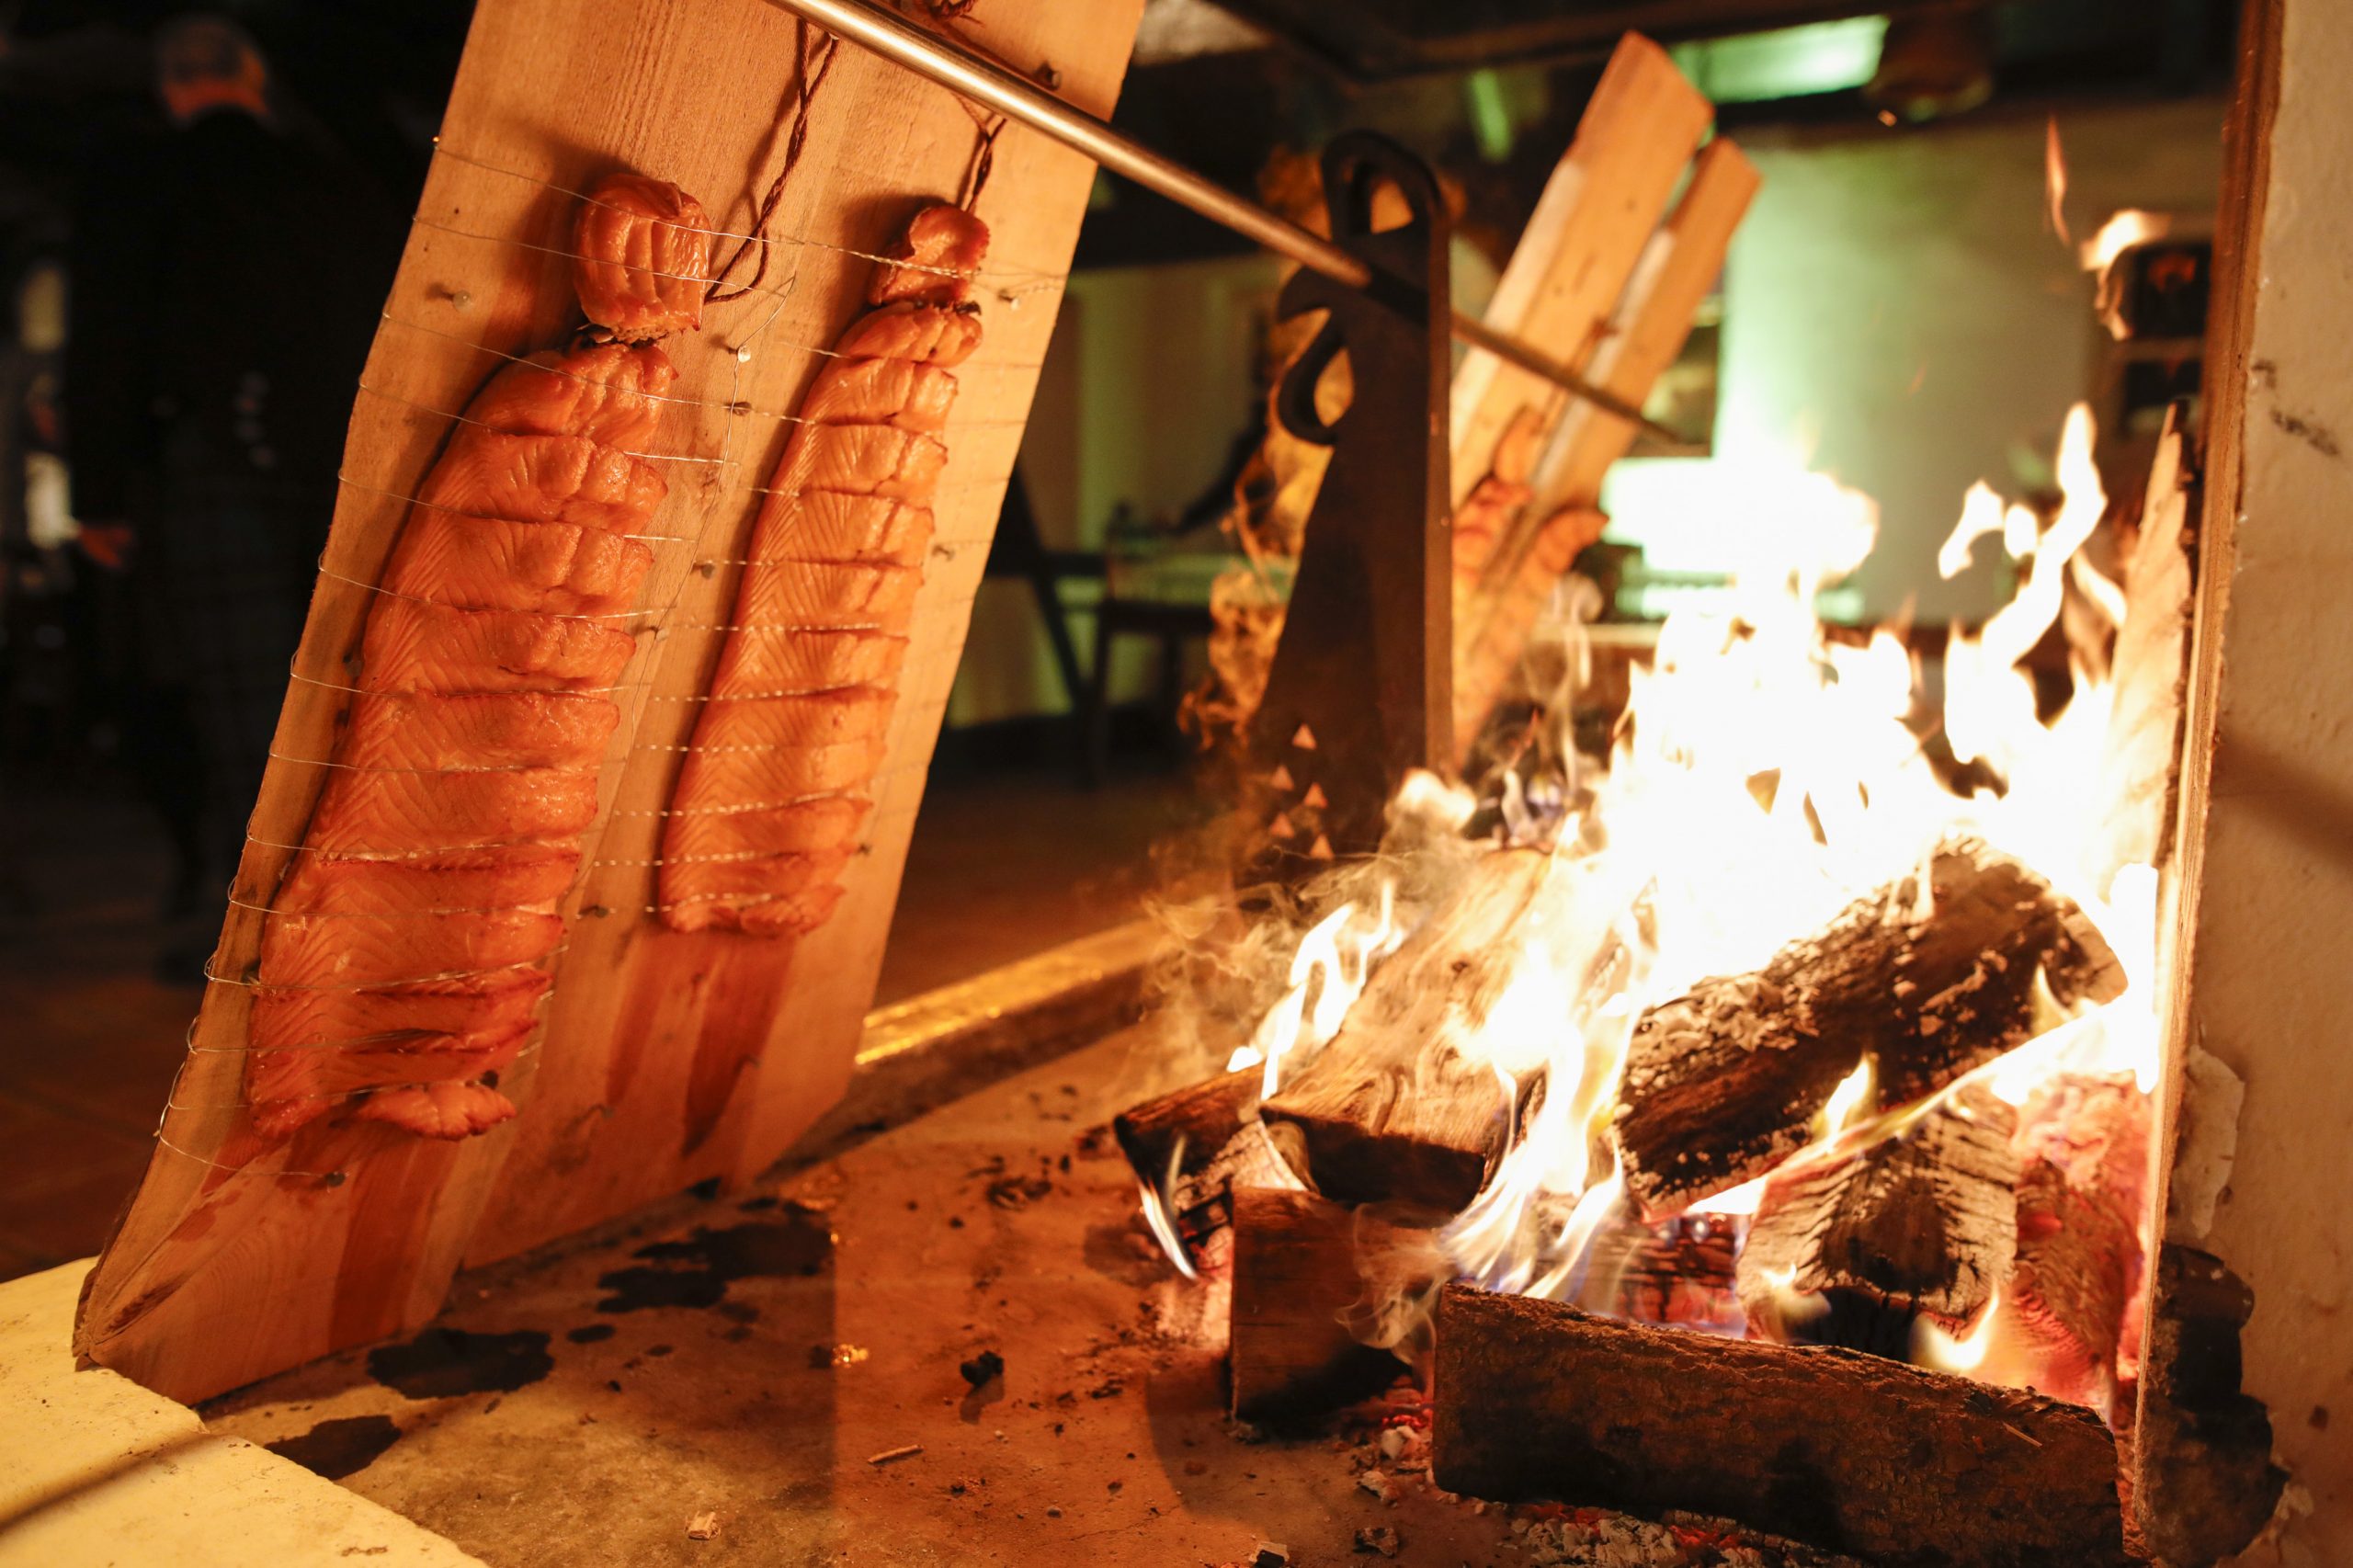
[266,1415,404,1480]
[594,1208,833,1313]
[367,1328,554,1398]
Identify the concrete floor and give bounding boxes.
[0,762,1198,1283]
[194,1020,1522,1568]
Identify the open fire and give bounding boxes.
[1134,402,2166,1430]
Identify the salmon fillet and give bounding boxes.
[737,562,923,633]
[662,855,854,936]
[305,766,601,853]
[275,845,581,915]
[661,796,870,866]
[258,909,563,990]
[247,175,708,1142]
[464,342,676,448]
[417,429,666,531]
[659,205,989,936]
[834,300,984,368]
[768,423,949,503]
[250,969,551,1052]
[341,691,617,772]
[709,627,908,693]
[381,511,654,617]
[666,734,889,809]
[688,689,896,755]
[246,1021,537,1139]
[777,494,934,567]
[803,357,961,434]
[573,173,711,342]
[354,1082,519,1139]
[358,599,638,695]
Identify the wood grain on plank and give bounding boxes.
[76,0,1140,1402]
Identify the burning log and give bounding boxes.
[1112,1068,1284,1266]
[1576,1211,1743,1331]
[1614,836,2124,1218]
[1257,849,1550,1213]
[1430,1284,2131,1568]
[1735,1086,2019,1355]
[2003,1074,2152,1410]
[1226,1187,1444,1423]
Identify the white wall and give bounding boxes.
[1606,97,2225,623]
[948,252,1281,727]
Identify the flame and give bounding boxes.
[1936,482,2006,580]
[1137,1174,1198,1282]
[2080,209,2170,272]
[2044,116,2072,247]
[1916,1285,2004,1372]
[1206,399,2161,1409]
[1246,885,1405,1100]
[1814,1058,1876,1142]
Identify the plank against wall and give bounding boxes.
[2145,0,2353,1558]
[75,0,1140,1403]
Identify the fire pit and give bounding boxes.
[1112,402,2260,1566]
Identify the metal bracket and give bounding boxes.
[1248,132,1452,866]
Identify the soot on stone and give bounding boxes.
[367,1327,555,1398]
[266,1415,404,1481]
[594,1205,832,1313]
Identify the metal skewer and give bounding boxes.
[762,0,1687,446]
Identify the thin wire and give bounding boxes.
[429,140,1067,289]
[203,951,556,992]
[594,842,870,869]
[229,888,566,920]
[312,559,659,624]
[288,668,654,700]
[354,380,738,467]
[154,1133,353,1181]
[375,307,1047,407]
[169,1047,545,1112]
[267,747,594,776]
[331,467,1013,540]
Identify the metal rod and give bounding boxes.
[763,0,1685,444]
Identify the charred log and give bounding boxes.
[1430,1284,2131,1568]
[1736,1086,2019,1354]
[1576,1211,1743,1331]
[1614,836,2123,1218]
[2006,1074,2151,1411]
[2131,1246,2287,1566]
[1112,1069,1282,1267]
[1226,1187,1443,1424]
[1259,849,1551,1213]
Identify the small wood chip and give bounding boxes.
[868,1443,924,1465]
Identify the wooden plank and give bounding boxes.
[2088,409,2194,892]
[1227,1187,1441,1424]
[1454,136,1758,756]
[1443,35,1711,517]
[74,0,1139,1403]
[1532,137,1760,510]
[1430,1284,2132,1568]
[1258,849,1551,1213]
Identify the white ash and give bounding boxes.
[1516,1511,1868,1568]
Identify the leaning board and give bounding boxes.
[76,0,1141,1403]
